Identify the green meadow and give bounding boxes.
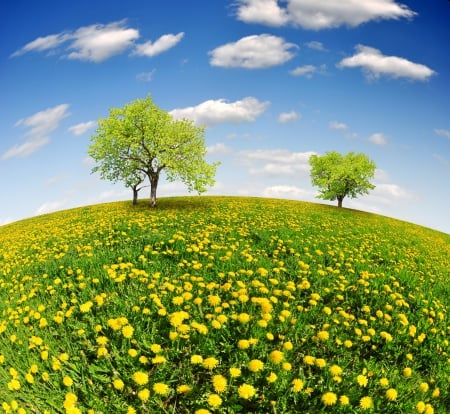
[0,196,448,414]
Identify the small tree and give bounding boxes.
[309,151,376,208]
[88,96,218,207]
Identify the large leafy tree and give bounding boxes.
[88,96,218,207]
[309,151,376,208]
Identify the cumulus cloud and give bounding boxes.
[235,0,416,29]
[329,121,348,130]
[35,199,68,216]
[136,70,156,82]
[338,45,436,81]
[305,41,326,51]
[133,32,184,57]
[238,149,316,177]
[262,184,314,199]
[11,21,183,63]
[368,132,388,145]
[209,34,297,69]
[290,64,316,77]
[2,104,70,159]
[434,129,450,139]
[169,97,270,126]
[372,183,414,201]
[207,143,233,155]
[68,120,97,136]
[278,111,300,123]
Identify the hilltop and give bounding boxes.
[0,196,448,413]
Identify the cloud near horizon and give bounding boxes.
[11,21,183,63]
[2,104,70,159]
[169,97,270,126]
[235,0,416,29]
[338,45,436,81]
[209,34,297,69]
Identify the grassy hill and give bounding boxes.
[0,196,448,413]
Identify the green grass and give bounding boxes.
[0,196,449,414]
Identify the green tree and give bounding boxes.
[88,96,218,207]
[309,151,376,208]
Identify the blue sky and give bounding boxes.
[1,0,449,234]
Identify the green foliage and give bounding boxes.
[309,151,376,207]
[0,197,449,413]
[88,96,218,206]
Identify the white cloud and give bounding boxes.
[12,20,141,62]
[2,137,49,160]
[434,129,450,139]
[209,34,297,69]
[235,0,416,29]
[207,143,233,155]
[278,111,300,123]
[290,64,315,77]
[338,45,436,81]
[2,104,70,159]
[329,121,348,130]
[136,70,156,82]
[133,32,184,57]
[372,183,414,202]
[169,97,270,126]
[368,132,388,145]
[305,41,326,51]
[374,168,390,182]
[35,199,68,216]
[11,33,71,57]
[238,149,316,177]
[262,184,314,199]
[68,120,96,136]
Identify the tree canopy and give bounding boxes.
[88,96,218,206]
[309,151,376,207]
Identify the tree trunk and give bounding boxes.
[149,174,159,207]
[132,187,138,205]
[337,196,344,208]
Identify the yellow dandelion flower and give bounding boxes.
[126,407,136,414]
[283,341,293,350]
[212,375,227,393]
[191,355,203,364]
[207,393,223,408]
[96,336,108,345]
[150,344,162,353]
[403,367,412,377]
[8,379,21,391]
[360,396,373,410]
[344,340,353,348]
[269,350,284,364]
[79,301,93,313]
[315,358,327,368]
[267,372,278,383]
[237,313,251,323]
[432,388,440,398]
[292,378,304,392]
[132,371,148,386]
[340,395,350,406]
[63,376,73,387]
[303,355,315,365]
[122,325,134,339]
[97,347,108,357]
[357,374,368,387]
[128,348,138,357]
[152,355,166,364]
[229,367,241,378]
[386,388,397,401]
[424,404,434,414]
[238,339,250,349]
[322,392,337,406]
[419,382,429,392]
[329,365,343,376]
[113,379,124,391]
[238,384,256,399]
[379,377,389,387]
[177,384,192,394]
[195,410,211,414]
[248,359,264,372]
[203,357,219,369]
[317,330,329,341]
[153,382,169,395]
[138,388,150,402]
[282,362,292,371]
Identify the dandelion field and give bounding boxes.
[0,196,449,414]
